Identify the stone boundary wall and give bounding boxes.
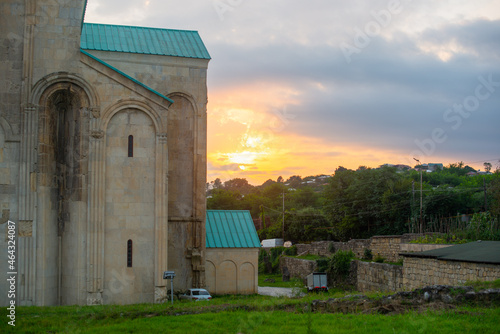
[295,234,432,262]
[354,260,403,292]
[279,257,316,280]
[403,257,500,290]
[295,239,371,258]
[370,236,402,262]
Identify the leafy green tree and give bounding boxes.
[207,189,243,210]
[223,177,254,195]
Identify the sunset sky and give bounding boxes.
[85,0,500,185]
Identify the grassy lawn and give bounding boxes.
[1,302,499,333]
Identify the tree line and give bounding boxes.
[207,162,500,243]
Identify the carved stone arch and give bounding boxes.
[218,260,237,294]
[31,72,100,110]
[205,260,216,294]
[99,99,164,135]
[166,92,199,116]
[239,262,256,294]
[31,72,95,306]
[87,98,169,304]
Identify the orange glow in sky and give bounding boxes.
[207,83,414,185]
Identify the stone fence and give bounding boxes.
[403,257,500,290]
[279,257,316,280]
[278,251,500,293]
[354,260,403,292]
[294,233,439,262]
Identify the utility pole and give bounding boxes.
[412,180,415,233]
[413,158,423,234]
[484,178,488,211]
[282,190,285,240]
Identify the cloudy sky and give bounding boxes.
[85,0,500,185]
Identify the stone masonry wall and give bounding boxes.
[355,260,403,292]
[279,257,316,280]
[294,234,438,262]
[403,257,500,290]
[370,236,402,262]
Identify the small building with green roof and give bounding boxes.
[205,210,261,295]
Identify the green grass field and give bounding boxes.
[2,291,499,333]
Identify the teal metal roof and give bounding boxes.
[81,23,211,60]
[402,241,500,264]
[80,49,174,104]
[206,210,261,248]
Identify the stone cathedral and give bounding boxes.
[0,0,209,305]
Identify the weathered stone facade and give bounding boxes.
[403,257,500,291]
[206,248,259,295]
[0,1,209,306]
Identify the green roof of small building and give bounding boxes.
[81,23,211,59]
[206,210,261,248]
[402,241,500,264]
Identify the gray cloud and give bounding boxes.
[86,1,500,167]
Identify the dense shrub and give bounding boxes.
[328,250,355,279]
[315,258,329,272]
[363,248,373,260]
[284,245,297,256]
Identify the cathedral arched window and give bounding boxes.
[127,239,133,267]
[128,135,133,157]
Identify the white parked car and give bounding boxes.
[180,288,212,301]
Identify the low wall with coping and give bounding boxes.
[400,243,452,253]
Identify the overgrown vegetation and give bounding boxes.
[363,248,373,260]
[258,246,298,274]
[208,163,500,242]
[463,278,500,292]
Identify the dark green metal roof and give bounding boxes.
[402,241,500,264]
[206,210,261,248]
[81,23,210,59]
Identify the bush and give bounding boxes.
[363,248,373,260]
[328,242,336,254]
[284,245,297,256]
[373,254,385,263]
[328,250,355,279]
[315,258,329,272]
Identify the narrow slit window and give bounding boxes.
[127,239,133,267]
[128,135,133,157]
